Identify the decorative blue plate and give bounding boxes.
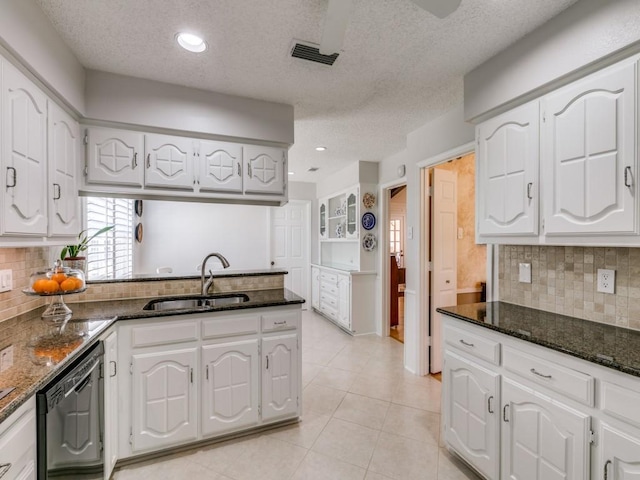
[362,212,376,230]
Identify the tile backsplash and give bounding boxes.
[0,247,48,322]
[499,245,640,331]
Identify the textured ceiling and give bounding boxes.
[36,0,579,182]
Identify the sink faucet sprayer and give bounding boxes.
[200,253,231,295]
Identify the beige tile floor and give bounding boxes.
[113,309,481,480]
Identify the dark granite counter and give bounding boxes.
[88,269,287,284]
[437,302,640,378]
[0,288,304,423]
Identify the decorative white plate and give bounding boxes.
[335,223,345,238]
[362,212,376,230]
[362,192,376,209]
[362,233,377,251]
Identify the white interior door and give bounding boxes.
[270,201,310,305]
[431,168,457,373]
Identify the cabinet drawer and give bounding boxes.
[320,281,338,296]
[320,271,338,283]
[262,311,299,332]
[0,403,36,480]
[503,346,594,406]
[601,381,640,429]
[443,324,500,365]
[202,315,259,339]
[320,304,338,321]
[132,320,199,347]
[320,292,338,309]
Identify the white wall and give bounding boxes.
[135,200,270,275]
[85,70,294,145]
[464,0,640,121]
[0,0,86,114]
[289,181,319,264]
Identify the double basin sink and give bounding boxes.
[143,293,249,312]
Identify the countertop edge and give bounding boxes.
[88,269,288,284]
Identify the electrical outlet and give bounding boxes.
[0,345,13,372]
[519,263,532,283]
[0,270,11,293]
[597,269,616,294]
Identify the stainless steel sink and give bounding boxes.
[143,294,249,311]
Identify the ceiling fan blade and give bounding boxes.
[411,0,462,19]
[319,0,354,56]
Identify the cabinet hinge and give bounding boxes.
[297,396,299,407]
[541,218,545,231]
[258,405,261,417]
[83,132,88,145]
[129,362,133,375]
[542,112,546,123]
[129,428,133,445]
[589,430,597,445]
[83,165,88,176]
[428,261,433,271]
[190,368,194,384]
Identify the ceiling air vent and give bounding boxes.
[307,167,319,172]
[291,42,339,66]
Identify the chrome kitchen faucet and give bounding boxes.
[200,253,231,295]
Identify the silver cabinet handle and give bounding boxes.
[5,167,16,188]
[488,395,494,414]
[248,163,252,178]
[206,364,209,380]
[0,463,11,478]
[530,368,552,379]
[527,182,533,199]
[266,355,269,370]
[146,153,151,168]
[625,166,632,188]
[273,321,287,326]
[503,404,510,422]
[109,360,117,377]
[459,339,474,348]
[237,162,241,177]
[190,368,193,384]
[132,152,138,169]
[604,459,611,480]
[53,183,61,200]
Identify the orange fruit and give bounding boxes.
[42,280,60,294]
[32,278,48,293]
[51,272,67,284]
[73,277,84,289]
[60,278,77,292]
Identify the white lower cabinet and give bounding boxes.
[501,378,590,480]
[311,266,320,310]
[262,334,298,421]
[131,348,198,452]
[444,351,500,480]
[600,424,640,480]
[0,397,36,480]
[103,331,119,480]
[201,339,259,437]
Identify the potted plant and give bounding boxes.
[60,226,114,272]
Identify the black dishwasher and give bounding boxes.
[36,342,104,480]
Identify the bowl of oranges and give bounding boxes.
[23,261,86,323]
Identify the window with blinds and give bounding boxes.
[85,197,134,280]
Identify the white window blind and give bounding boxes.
[85,197,134,280]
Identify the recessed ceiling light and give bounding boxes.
[288,171,295,175]
[315,146,327,152]
[176,32,207,53]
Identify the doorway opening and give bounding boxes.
[425,153,487,373]
[388,185,407,343]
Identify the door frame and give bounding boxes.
[379,178,408,338]
[268,199,312,307]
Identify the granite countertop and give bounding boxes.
[0,288,304,423]
[88,268,288,284]
[437,302,640,378]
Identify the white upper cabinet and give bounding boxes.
[86,127,144,188]
[244,145,286,195]
[477,100,539,238]
[144,133,194,189]
[198,140,243,193]
[542,59,637,236]
[48,101,80,237]
[1,60,48,235]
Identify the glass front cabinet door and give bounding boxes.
[346,191,358,238]
[319,201,327,238]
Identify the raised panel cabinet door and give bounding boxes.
[103,331,118,480]
[262,334,298,422]
[601,424,640,480]
[131,348,197,452]
[144,133,194,189]
[337,274,351,330]
[86,127,144,187]
[477,101,539,237]
[2,60,48,235]
[244,145,286,195]
[542,59,637,235]
[443,351,500,480]
[201,340,259,437]
[198,140,243,193]
[48,101,80,237]
[311,267,320,309]
[501,378,591,480]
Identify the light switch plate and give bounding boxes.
[519,263,532,283]
[0,270,12,293]
[597,269,616,294]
